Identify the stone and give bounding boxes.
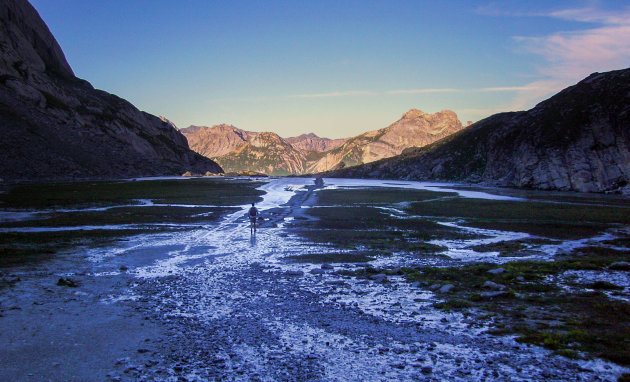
[56,277,77,287]
[480,291,509,299]
[482,281,505,290]
[428,283,441,291]
[411,281,421,288]
[285,270,304,276]
[421,366,433,375]
[438,284,454,293]
[310,269,325,275]
[487,268,505,275]
[321,263,334,270]
[370,274,388,282]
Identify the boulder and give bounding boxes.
[480,291,509,299]
[370,273,388,283]
[438,284,454,293]
[482,281,506,290]
[56,277,77,287]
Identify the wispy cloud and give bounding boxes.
[479,3,630,110]
[386,88,460,95]
[386,86,546,95]
[290,90,375,98]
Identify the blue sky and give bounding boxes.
[32,0,630,138]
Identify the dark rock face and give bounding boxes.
[0,0,222,181]
[328,69,630,193]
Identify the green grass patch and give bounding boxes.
[1,206,235,228]
[0,178,265,209]
[405,198,630,226]
[471,240,527,255]
[315,188,456,205]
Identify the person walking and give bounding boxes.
[248,202,259,234]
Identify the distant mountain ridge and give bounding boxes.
[0,0,222,181]
[180,110,464,175]
[285,133,346,153]
[326,68,630,194]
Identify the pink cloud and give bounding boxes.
[508,5,630,110]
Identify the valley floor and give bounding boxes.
[0,177,629,381]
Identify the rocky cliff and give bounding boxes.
[327,69,630,194]
[0,0,222,181]
[216,132,305,176]
[285,133,346,153]
[180,124,258,158]
[306,109,464,173]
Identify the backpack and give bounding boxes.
[248,207,258,217]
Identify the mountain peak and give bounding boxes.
[402,109,426,119]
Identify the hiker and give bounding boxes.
[248,202,259,233]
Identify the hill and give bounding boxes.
[326,69,630,193]
[0,0,221,181]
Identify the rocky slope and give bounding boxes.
[216,132,306,176]
[0,0,221,181]
[327,68,630,193]
[285,133,346,153]
[182,110,463,175]
[306,109,463,173]
[180,124,258,158]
